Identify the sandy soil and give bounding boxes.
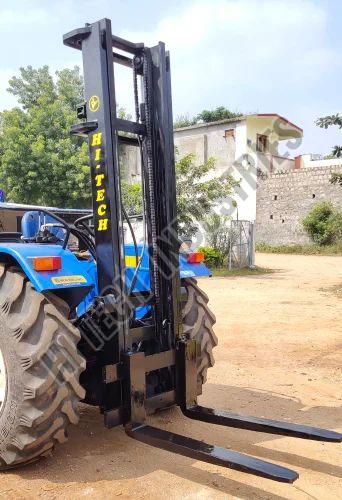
[1,253,341,499]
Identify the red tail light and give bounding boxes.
[187,252,204,264]
[33,256,62,271]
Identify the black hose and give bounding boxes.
[122,204,139,295]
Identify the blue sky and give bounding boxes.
[0,0,341,156]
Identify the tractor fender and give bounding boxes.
[179,254,212,279]
[124,244,212,281]
[0,243,94,293]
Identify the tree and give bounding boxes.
[202,212,239,257]
[121,153,238,237]
[302,202,342,246]
[316,113,342,158]
[8,66,55,110]
[0,66,91,208]
[176,154,238,236]
[197,106,242,123]
[173,114,196,129]
[121,182,143,216]
[173,106,242,128]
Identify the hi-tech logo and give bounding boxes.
[89,95,100,112]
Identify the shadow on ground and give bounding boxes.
[9,384,342,499]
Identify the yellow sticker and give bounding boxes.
[89,95,100,112]
[125,256,139,268]
[51,275,87,285]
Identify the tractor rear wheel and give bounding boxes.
[182,278,218,393]
[0,265,85,470]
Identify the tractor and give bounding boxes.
[0,18,340,482]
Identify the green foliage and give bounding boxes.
[121,154,237,237]
[330,172,342,187]
[197,106,243,123]
[55,68,84,109]
[174,106,242,128]
[0,66,90,208]
[0,67,238,220]
[302,202,342,245]
[176,154,237,236]
[173,114,196,129]
[8,66,55,109]
[121,182,143,216]
[211,266,273,277]
[316,113,342,158]
[256,242,342,255]
[198,246,224,268]
[202,213,232,257]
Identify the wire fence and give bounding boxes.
[228,220,255,269]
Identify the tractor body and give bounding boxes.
[0,17,339,481]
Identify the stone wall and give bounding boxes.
[256,164,342,245]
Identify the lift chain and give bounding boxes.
[141,50,161,320]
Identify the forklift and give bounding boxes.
[0,18,339,482]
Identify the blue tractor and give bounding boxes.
[0,18,339,481]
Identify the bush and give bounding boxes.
[256,242,342,255]
[302,202,342,245]
[198,246,224,268]
[202,213,232,256]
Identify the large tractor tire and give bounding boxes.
[182,278,218,393]
[0,265,85,469]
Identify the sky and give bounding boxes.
[0,0,341,157]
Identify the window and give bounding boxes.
[274,195,277,201]
[224,129,235,140]
[270,214,273,220]
[256,134,269,153]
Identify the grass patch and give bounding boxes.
[210,266,274,277]
[256,242,342,256]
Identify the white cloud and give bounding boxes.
[0,0,338,155]
[120,0,338,153]
[0,69,19,110]
[0,8,48,25]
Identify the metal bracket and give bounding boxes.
[63,25,92,50]
[70,121,98,137]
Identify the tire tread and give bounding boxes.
[0,264,85,469]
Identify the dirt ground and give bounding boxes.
[1,253,341,499]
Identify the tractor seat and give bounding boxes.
[21,211,66,243]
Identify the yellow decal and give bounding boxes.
[98,218,108,231]
[95,173,105,186]
[51,275,87,285]
[89,123,109,232]
[94,148,102,161]
[91,132,102,146]
[97,204,106,216]
[96,189,105,202]
[125,256,140,267]
[89,95,100,112]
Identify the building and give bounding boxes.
[122,112,310,251]
[256,162,342,246]
[295,153,342,170]
[174,114,303,222]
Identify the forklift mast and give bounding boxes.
[64,19,341,484]
[64,17,180,347]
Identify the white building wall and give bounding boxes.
[174,119,257,224]
[300,154,342,169]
